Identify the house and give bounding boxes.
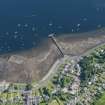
[0,80,10,92]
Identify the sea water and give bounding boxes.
[0,0,105,53]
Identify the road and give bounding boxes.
[32,42,105,90]
[33,55,71,89]
[82,41,105,56]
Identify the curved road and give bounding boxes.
[33,55,71,89]
[32,42,105,90]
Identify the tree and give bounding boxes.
[79,56,95,86]
[25,83,32,91]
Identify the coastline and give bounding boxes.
[1,28,105,82]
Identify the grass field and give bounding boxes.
[95,92,105,105]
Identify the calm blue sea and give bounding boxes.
[0,0,105,53]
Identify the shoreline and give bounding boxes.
[1,27,105,58]
[1,28,105,82]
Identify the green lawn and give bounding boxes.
[49,100,63,105]
[95,92,105,105]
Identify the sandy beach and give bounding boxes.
[1,28,105,83]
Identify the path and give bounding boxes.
[33,55,70,89]
[33,42,105,90]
